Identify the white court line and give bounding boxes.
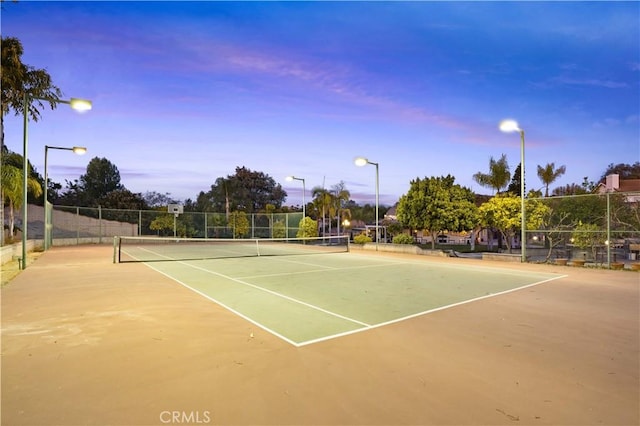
[181,262,370,327]
[125,246,567,347]
[141,263,301,346]
[129,249,373,329]
[346,251,566,278]
[296,274,568,347]
[236,260,409,280]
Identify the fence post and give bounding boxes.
[98,205,103,244]
[76,207,80,245]
[606,192,611,267]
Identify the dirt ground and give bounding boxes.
[1,245,638,426]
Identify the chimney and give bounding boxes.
[606,174,620,191]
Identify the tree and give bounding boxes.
[78,157,123,204]
[1,36,62,245]
[143,191,178,208]
[600,162,640,181]
[56,157,126,207]
[478,194,549,253]
[537,163,567,197]
[473,154,511,194]
[331,181,351,236]
[149,213,186,237]
[506,163,522,196]
[1,150,42,239]
[200,167,286,214]
[552,183,588,196]
[98,189,145,210]
[571,221,603,261]
[311,186,332,235]
[229,211,250,238]
[396,175,479,249]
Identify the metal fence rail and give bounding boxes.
[525,191,639,264]
[46,205,304,244]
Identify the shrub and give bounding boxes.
[272,220,286,238]
[392,234,414,244]
[353,233,373,244]
[296,217,318,238]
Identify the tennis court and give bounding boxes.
[115,236,565,346]
[2,243,638,425]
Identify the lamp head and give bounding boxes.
[72,146,87,155]
[69,98,92,112]
[286,176,294,182]
[499,119,521,133]
[354,157,369,167]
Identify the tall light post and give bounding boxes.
[286,175,305,236]
[22,94,91,269]
[43,145,87,250]
[499,119,526,262]
[354,156,379,251]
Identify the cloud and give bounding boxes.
[551,76,628,89]
[592,118,621,129]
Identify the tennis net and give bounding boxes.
[113,235,350,263]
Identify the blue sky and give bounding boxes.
[2,1,639,206]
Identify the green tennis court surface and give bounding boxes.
[119,240,565,346]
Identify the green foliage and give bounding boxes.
[506,163,522,196]
[98,189,146,210]
[537,162,566,197]
[479,193,550,252]
[385,221,404,236]
[79,157,124,203]
[1,36,63,121]
[600,162,640,181]
[396,175,478,249]
[353,233,373,244]
[392,233,414,244]
[473,154,511,194]
[149,213,186,237]
[0,150,42,238]
[199,167,286,213]
[272,219,286,238]
[296,216,318,238]
[342,200,389,226]
[229,210,250,238]
[571,221,603,260]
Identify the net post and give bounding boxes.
[256,239,260,256]
[113,236,119,263]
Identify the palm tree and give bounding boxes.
[537,163,566,197]
[2,36,62,245]
[331,181,351,236]
[311,186,332,236]
[1,152,42,240]
[473,154,511,194]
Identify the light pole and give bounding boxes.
[354,157,379,251]
[499,119,526,262]
[286,175,305,236]
[22,94,91,269]
[44,145,87,250]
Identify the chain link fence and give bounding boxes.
[43,205,304,245]
[25,192,640,267]
[526,191,640,264]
